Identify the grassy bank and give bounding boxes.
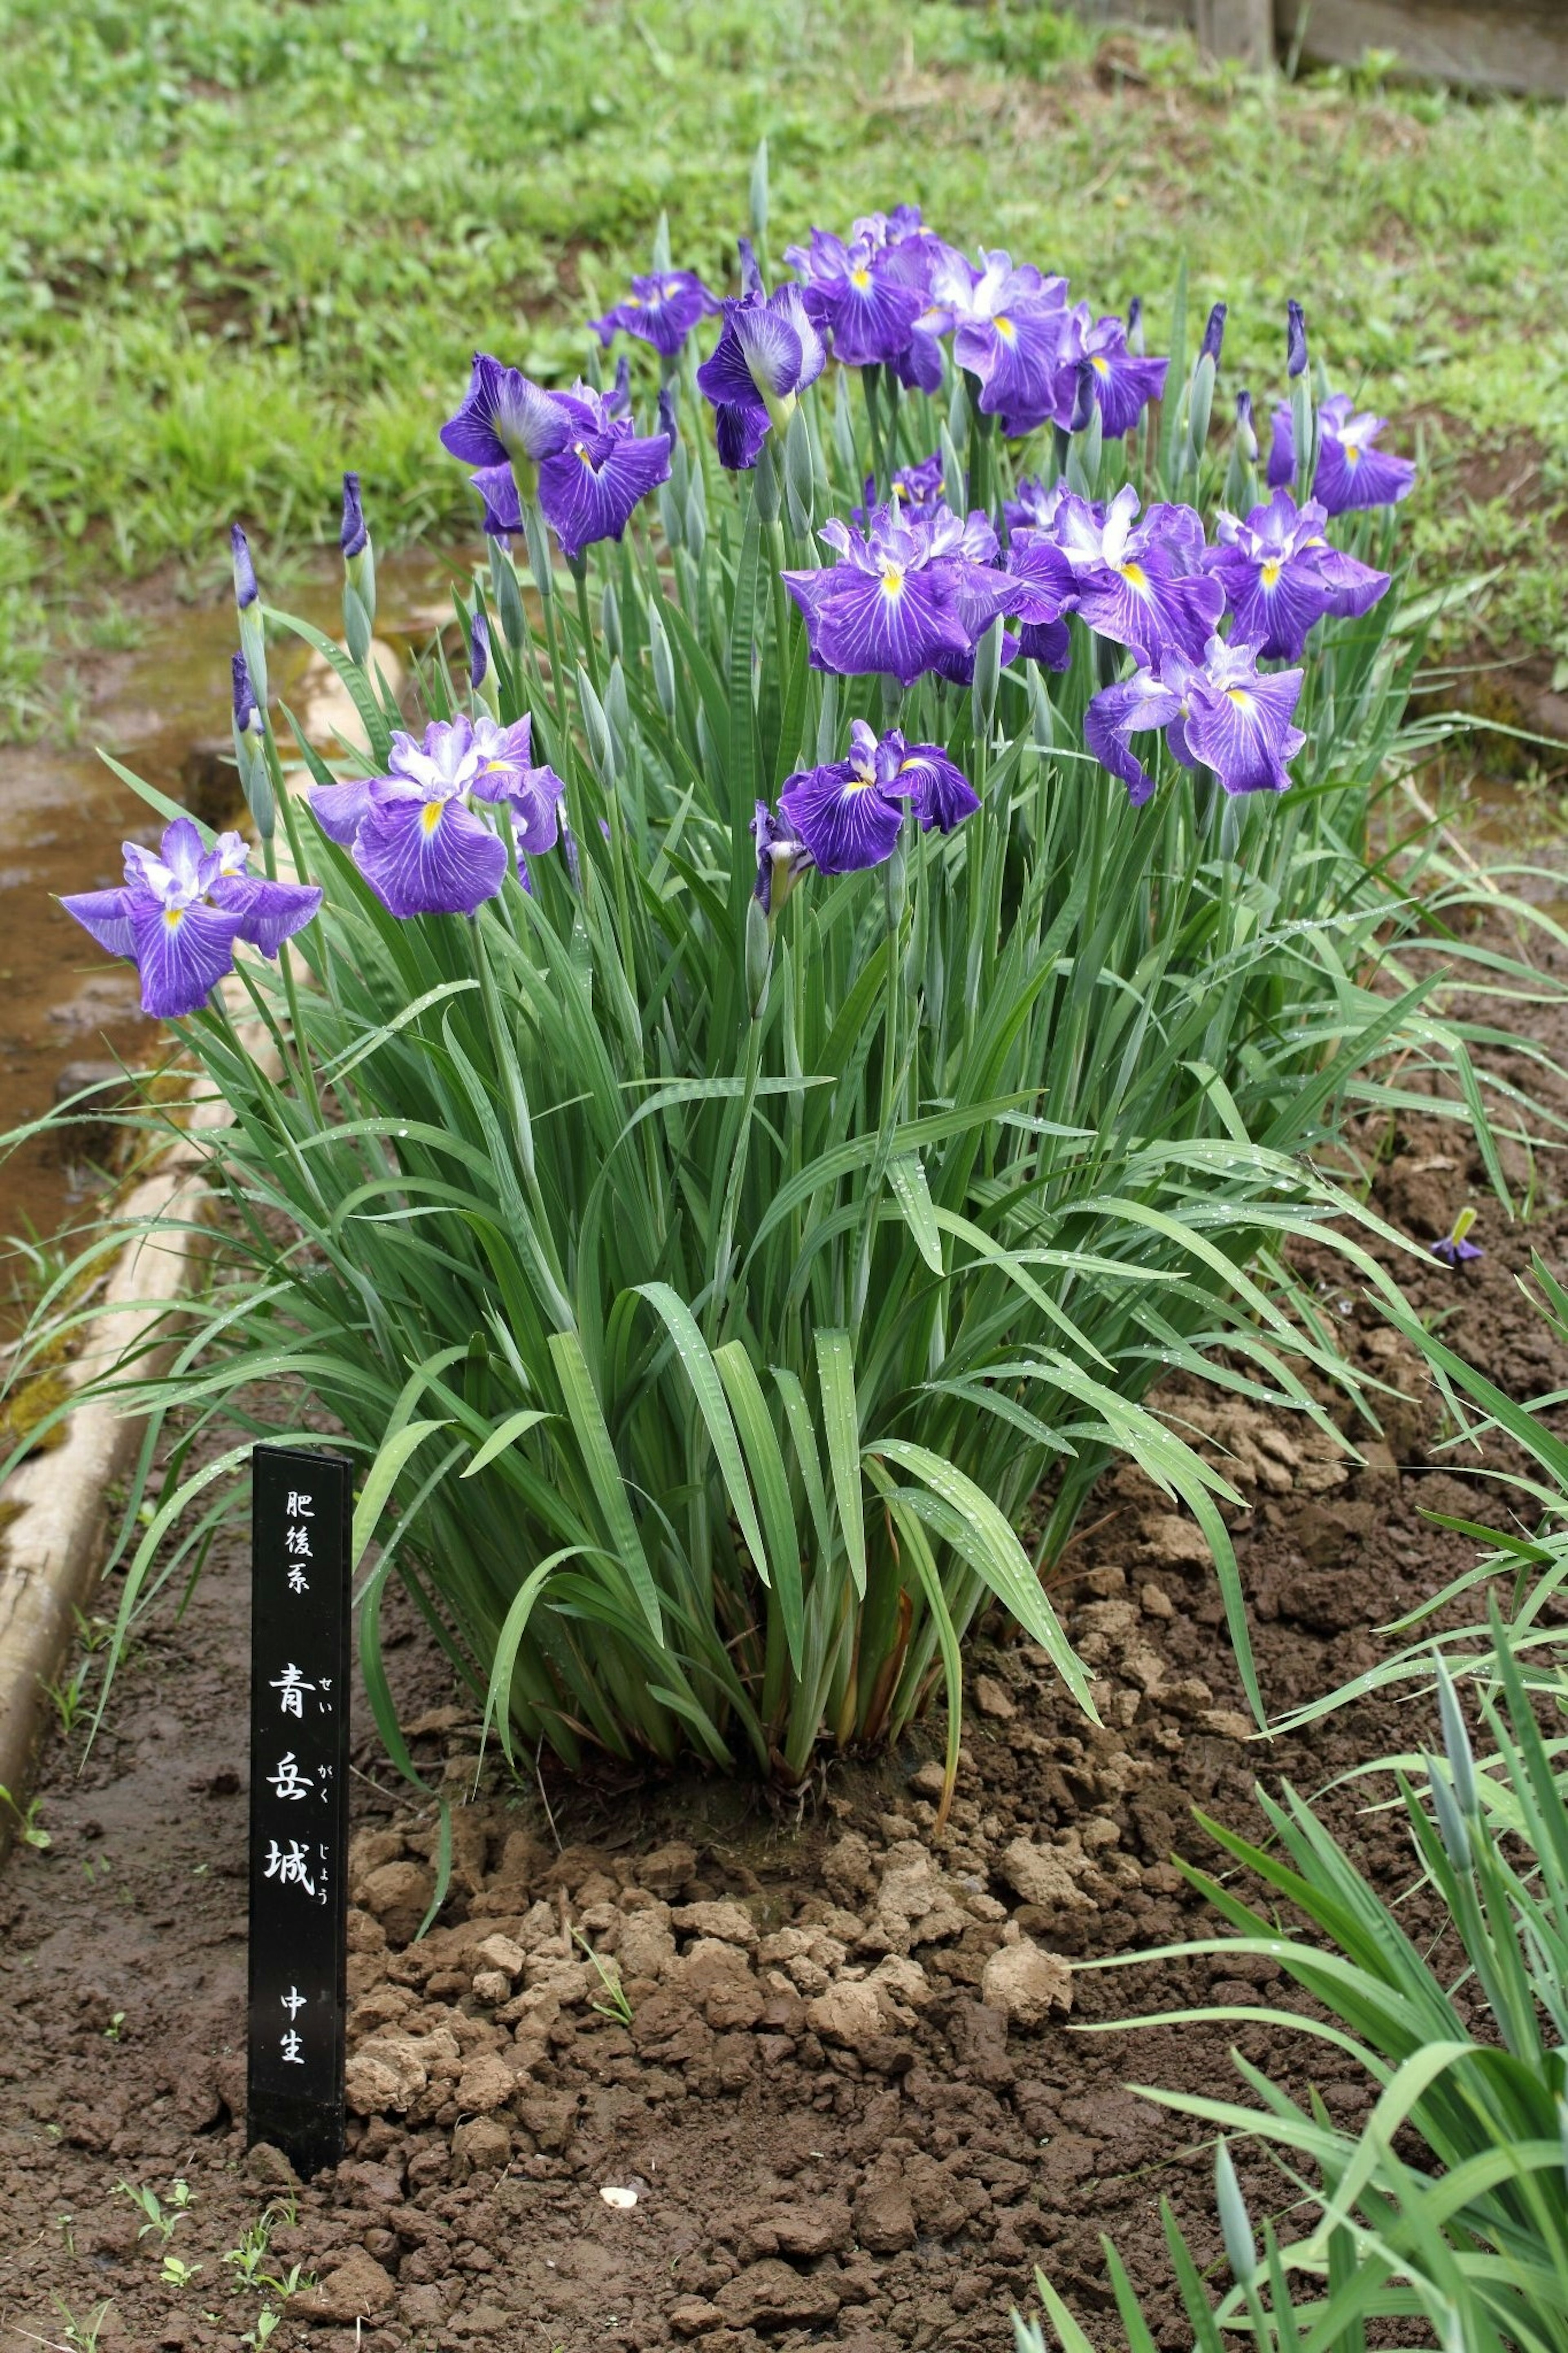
[4,0,1566,731]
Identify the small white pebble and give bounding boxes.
[600,2185,638,2210]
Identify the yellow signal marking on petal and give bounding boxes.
[164,907,184,929]
[1090,353,1110,375]
[880,565,905,597]
[1343,442,1361,464]
[421,801,446,834]
[993,314,1015,341]
[1261,559,1283,588]
[1226,687,1254,710]
[851,267,872,290]
[1118,561,1149,591]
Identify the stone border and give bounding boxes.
[0,1007,273,1864]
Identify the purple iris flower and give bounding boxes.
[782,506,989,686]
[751,801,813,917]
[62,820,321,1019]
[534,381,671,561]
[466,383,669,557]
[1203,488,1391,660]
[778,720,978,874]
[1004,477,1071,535]
[1267,393,1416,514]
[696,281,826,471]
[785,228,927,369]
[851,452,948,529]
[946,250,1071,435]
[1044,484,1223,665]
[1087,636,1306,807]
[1430,1211,1483,1266]
[590,270,721,358]
[1047,307,1169,439]
[309,716,563,919]
[439,354,598,475]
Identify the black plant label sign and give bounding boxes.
[247,1443,353,2177]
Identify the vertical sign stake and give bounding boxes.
[247,1443,353,2177]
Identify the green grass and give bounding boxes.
[4,0,1567,731]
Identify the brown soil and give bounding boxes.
[2,918,1566,2353]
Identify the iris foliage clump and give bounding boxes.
[7,178,1528,1803]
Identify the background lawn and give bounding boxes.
[2,0,1566,733]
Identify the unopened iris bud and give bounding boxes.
[523,499,554,601]
[831,367,857,478]
[737,235,763,299]
[230,522,268,709]
[971,614,1004,739]
[604,656,630,761]
[745,890,772,1018]
[577,664,616,785]
[1126,294,1145,357]
[230,523,258,611]
[685,466,707,565]
[751,433,781,524]
[1287,299,1309,379]
[1065,361,1102,497]
[657,383,679,446]
[1223,388,1258,513]
[340,471,375,664]
[600,577,622,660]
[1027,664,1055,750]
[1201,301,1227,366]
[1428,1752,1472,1873]
[648,601,677,722]
[783,403,815,537]
[609,355,631,416]
[470,607,490,688]
[1214,2144,1256,2288]
[230,650,274,839]
[1187,352,1217,473]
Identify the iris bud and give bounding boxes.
[1187,351,1217,473]
[492,544,528,653]
[1223,388,1257,514]
[1065,363,1102,498]
[340,472,375,665]
[1436,1657,1478,1818]
[737,234,763,299]
[1027,663,1055,751]
[1126,294,1145,357]
[971,614,1004,741]
[751,433,781,525]
[947,369,970,459]
[600,576,622,660]
[231,650,274,840]
[523,499,554,602]
[1286,299,1309,379]
[651,209,673,272]
[577,665,616,786]
[1214,2144,1256,2288]
[745,892,772,1019]
[470,608,499,717]
[648,601,677,723]
[1200,301,1227,366]
[685,467,707,565]
[783,404,815,539]
[604,656,630,762]
[230,522,268,709]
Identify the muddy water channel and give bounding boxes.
[0,550,473,1298]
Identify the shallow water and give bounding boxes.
[0,549,471,1298]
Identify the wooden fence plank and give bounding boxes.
[1277,0,1568,96]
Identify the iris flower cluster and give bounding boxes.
[61,201,1426,1024]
